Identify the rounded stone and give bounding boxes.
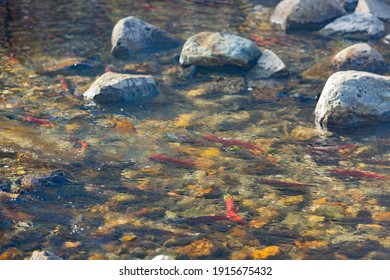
[111,16,179,57]
[179,31,261,69]
[270,0,346,31]
[319,13,385,40]
[331,43,388,74]
[315,71,390,128]
[83,72,160,103]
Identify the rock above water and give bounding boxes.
[355,0,390,20]
[319,13,385,40]
[270,0,346,31]
[246,49,288,80]
[338,0,358,12]
[383,34,390,44]
[30,250,63,260]
[111,16,179,57]
[83,72,160,103]
[179,32,261,69]
[331,43,388,74]
[315,71,390,128]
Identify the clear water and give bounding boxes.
[0,0,389,260]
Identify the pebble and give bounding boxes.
[30,250,63,260]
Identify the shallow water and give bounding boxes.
[0,0,390,260]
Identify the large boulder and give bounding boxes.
[319,13,385,40]
[270,0,346,31]
[331,43,388,74]
[179,32,261,69]
[83,72,160,103]
[315,71,390,128]
[246,49,288,80]
[355,0,390,20]
[111,16,179,57]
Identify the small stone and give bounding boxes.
[83,72,160,103]
[30,250,63,260]
[152,254,175,260]
[355,0,390,20]
[315,71,390,128]
[383,34,390,44]
[338,0,358,12]
[331,43,388,74]
[319,13,385,40]
[111,16,179,57]
[179,31,261,69]
[246,49,288,80]
[270,0,346,31]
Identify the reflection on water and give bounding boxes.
[0,0,389,260]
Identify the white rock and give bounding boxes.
[152,254,174,260]
[315,71,390,128]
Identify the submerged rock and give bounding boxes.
[355,0,390,20]
[319,13,385,40]
[331,43,388,74]
[179,32,261,69]
[111,16,179,58]
[36,58,102,76]
[270,0,346,31]
[315,71,390,128]
[246,49,288,80]
[83,72,160,103]
[21,170,68,192]
[30,250,63,260]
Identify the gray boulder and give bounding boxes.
[246,49,288,80]
[111,16,179,57]
[30,250,63,260]
[319,13,385,40]
[270,0,346,31]
[179,32,261,69]
[355,0,390,20]
[83,72,160,103]
[331,43,388,74]
[315,71,390,128]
